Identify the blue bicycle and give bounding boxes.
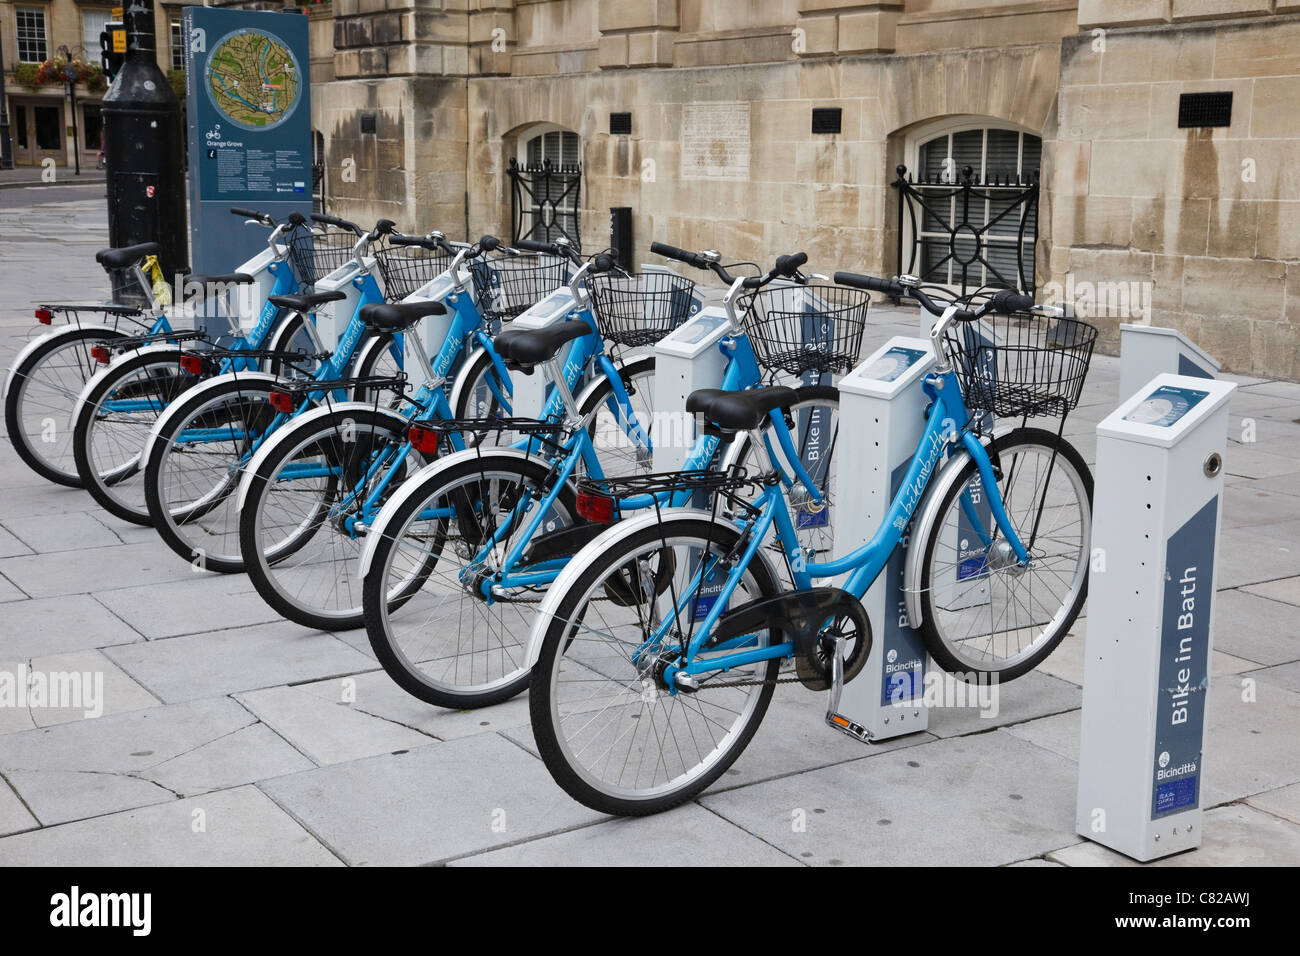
[525,275,1097,815]
[356,245,845,709]
[5,240,171,486]
[236,239,668,632]
[68,208,324,525]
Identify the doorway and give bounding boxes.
[11,98,67,166]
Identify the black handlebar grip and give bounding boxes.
[514,239,557,255]
[479,235,501,253]
[591,253,616,274]
[992,289,1035,314]
[230,207,264,220]
[311,213,361,234]
[649,242,702,267]
[774,252,809,278]
[834,271,902,296]
[388,235,433,249]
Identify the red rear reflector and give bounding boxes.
[268,391,294,413]
[35,308,52,324]
[576,491,616,524]
[90,345,111,364]
[179,355,203,375]
[408,424,440,455]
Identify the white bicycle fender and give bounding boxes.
[141,370,283,466]
[523,507,779,669]
[357,445,543,579]
[4,323,121,399]
[235,401,413,513]
[901,431,996,630]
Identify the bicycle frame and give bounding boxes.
[651,364,1031,691]
[440,326,825,601]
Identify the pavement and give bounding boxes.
[0,194,1296,866]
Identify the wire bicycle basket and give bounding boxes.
[470,252,568,323]
[374,244,456,302]
[942,310,1098,419]
[739,284,870,377]
[287,227,359,287]
[587,272,698,348]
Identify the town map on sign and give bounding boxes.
[205,29,302,130]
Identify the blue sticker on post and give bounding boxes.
[880,460,928,706]
[1150,496,1217,820]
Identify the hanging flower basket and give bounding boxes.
[33,56,107,92]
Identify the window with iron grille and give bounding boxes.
[512,128,581,246]
[171,19,184,72]
[913,127,1040,290]
[16,7,48,64]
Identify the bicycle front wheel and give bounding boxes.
[362,452,579,709]
[144,377,286,572]
[917,427,1092,682]
[240,406,434,631]
[529,516,781,816]
[73,349,194,525]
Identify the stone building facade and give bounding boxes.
[1,0,195,168]
[249,2,1300,378]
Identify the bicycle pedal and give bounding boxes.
[826,712,873,743]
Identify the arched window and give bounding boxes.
[509,124,582,247]
[901,120,1041,291]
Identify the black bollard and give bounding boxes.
[102,0,188,283]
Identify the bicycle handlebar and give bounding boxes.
[311,213,364,236]
[231,207,274,226]
[833,271,1034,321]
[651,241,808,289]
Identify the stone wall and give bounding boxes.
[310,0,1300,379]
[1053,3,1300,378]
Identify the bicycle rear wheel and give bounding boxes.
[5,326,129,486]
[529,516,781,816]
[917,427,1092,681]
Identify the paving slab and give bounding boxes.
[234,684,434,766]
[0,482,108,522]
[1222,482,1300,528]
[701,730,1080,866]
[452,802,802,866]
[0,540,201,598]
[296,668,533,740]
[1211,588,1300,665]
[0,526,32,559]
[1245,782,1300,824]
[924,668,1081,737]
[0,572,26,603]
[103,620,375,703]
[2,511,122,554]
[1243,575,1300,608]
[1247,660,1300,695]
[0,785,342,866]
[93,574,283,640]
[1046,803,1300,866]
[0,776,37,836]
[1214,528,1300,589]
[1241,471,1300,497]
[1220,447,1300,480]
[260,733,606,865]
[3,769,174,826]
[0,594,144,656]
[0,649,159,733]
[0,697,311,823]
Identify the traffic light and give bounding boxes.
[100,22,126,79]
